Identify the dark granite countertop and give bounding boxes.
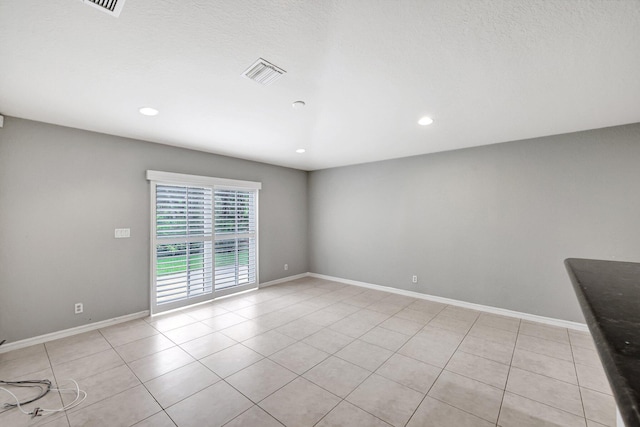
[565,258,640,427]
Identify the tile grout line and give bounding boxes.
[128,318,247,425]
[246,288,429,426]
[98,327,168,427]
[220,404,285,427]
[403,307,488,426]
[224,284,363,425]
[2,279,606,427]
[43,340,73,427]
[255,301,395,424]
[144,320,227,427]
[4,282,335,426]
[51,328,156,426]
[211,283,366,425]
[219,286,361,426]
[107,322,242,426]
[569,328,591,424]
[497,324,594,423]
[305,300,520,425]
[494,317,521,426]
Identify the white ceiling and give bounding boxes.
[1,1,639,171]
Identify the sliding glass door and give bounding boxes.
[148,171,260,314]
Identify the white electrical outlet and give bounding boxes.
[412,275,418,283]
[74,303,83,314]
[284,264,289,271]
[114,228,130,238]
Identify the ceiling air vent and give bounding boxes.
[81,0,126,17]
[242,58,286,86]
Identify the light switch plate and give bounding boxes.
[115,228,130,238]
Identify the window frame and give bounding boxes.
[147,170,261,314]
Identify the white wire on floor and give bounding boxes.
[0,379,87,418]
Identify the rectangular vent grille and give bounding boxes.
[242,58,286,85]
[82,0,126,17]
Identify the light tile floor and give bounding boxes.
[0,277,616,426]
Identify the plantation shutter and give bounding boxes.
[155,185,213,306]
[147,171,261,314]
[214,189,257,289]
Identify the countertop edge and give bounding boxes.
[565,258,640,427]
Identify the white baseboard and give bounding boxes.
[0,272,588,355]
[0,311,149,354]
[260,272,310,288]
[308,273,588,332]
[0,274,309,354]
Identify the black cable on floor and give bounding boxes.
[0,379,51,408]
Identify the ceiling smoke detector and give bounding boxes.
[242,58,286,85]
[81,0,126,17]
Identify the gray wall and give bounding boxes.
[308,124,640,322]
[0,117,308,343]
[2,117,639,342]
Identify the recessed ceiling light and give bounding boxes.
[292,101,306,109]
[139,107,159,116]
[418,116,434,126]
[296,148,306,154]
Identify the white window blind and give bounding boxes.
[214,189,257,289]
[155,185,213,306]
[147,171,260,314]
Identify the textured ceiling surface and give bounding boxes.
[1,0,639,170]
